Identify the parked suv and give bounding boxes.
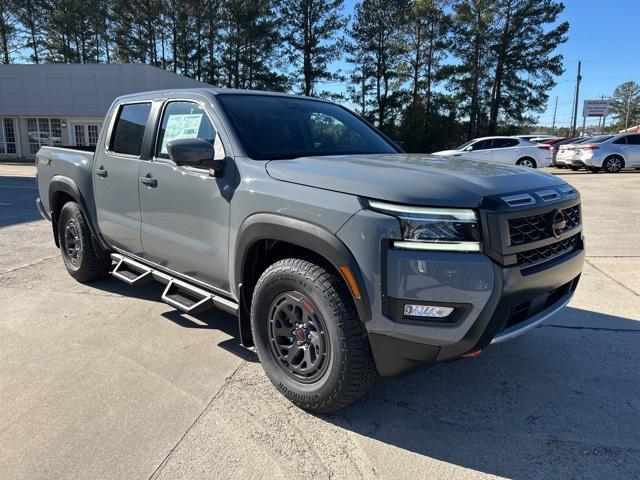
[35,89,584,412]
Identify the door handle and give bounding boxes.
[140,174,157,187]
[96,166,108,177]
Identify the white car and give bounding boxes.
[570,133,640,173]
[432,136,552,168]
[555,136,604,169]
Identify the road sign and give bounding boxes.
[583,100,610,117]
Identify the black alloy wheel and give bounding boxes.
[267,291,330,383]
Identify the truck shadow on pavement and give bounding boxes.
[88,275,640,478]
[0,176,42,228]
[323,307,640,479]
[101,277,259,363]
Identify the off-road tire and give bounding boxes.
[251,258,377,413]
[58,202,111,282]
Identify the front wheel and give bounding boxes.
[516,157,537,168]
[251,258,377,413]
[569,165,581,171]
[58,202,111,282]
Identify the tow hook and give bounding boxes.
[462,350,482,359]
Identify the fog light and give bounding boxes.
[403,304,454,318]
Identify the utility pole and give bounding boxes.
[551,96,559,130]
[625,91,632,130]
[571,61,582,136]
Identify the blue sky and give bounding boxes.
[333,0,640,129]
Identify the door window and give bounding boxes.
[109,103,151,156]
[613,136,627,145]
[491,138,519,148]
[471,140,492,151]
[626,135,640,145]
[156,101,224,160]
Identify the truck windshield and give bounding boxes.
[216,94,398,160]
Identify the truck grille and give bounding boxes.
[516,233,580,267]
[509,205,580,246]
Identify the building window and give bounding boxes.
[0,118,17,155]
[74,124,101,147]
[27,118,63,154]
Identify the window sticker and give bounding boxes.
[161,114,203,154]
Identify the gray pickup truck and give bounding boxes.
[35,88,584,412]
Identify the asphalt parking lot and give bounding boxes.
[1,163,639,480]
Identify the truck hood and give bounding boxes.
[265,153,565,208]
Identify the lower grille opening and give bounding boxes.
[506,301,531,329]
[502,277,577,332]
[517,233,580,267]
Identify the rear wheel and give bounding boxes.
[516,157,537,168]
[58,202,111,282]
[251,258,377,413]
[602,155,624,173]
[569,165,581,171]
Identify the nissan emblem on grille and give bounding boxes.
[548,209,567,239]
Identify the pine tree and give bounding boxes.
[609,81,640,130]
[0,0,18,63]
[398,0,451,151]
[349,0,409,129]
[220,0,287,91]
[280,0,346,96]
[445,0,497,139]
[13,0,45,63]
[486,0,568,134]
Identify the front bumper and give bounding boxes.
[337,195,584,377]
[369,246,583,376]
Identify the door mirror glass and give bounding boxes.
[465,145,474,151]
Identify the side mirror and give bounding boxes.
[166,138,224,177]
[464,145,474,151]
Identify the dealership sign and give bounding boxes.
[582,99,610,117]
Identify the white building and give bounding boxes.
[0,63,209,160]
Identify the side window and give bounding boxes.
[472,140,491,151]
[626,135,640,145]
[110,103,151,156]
[156,101,225,160]
[491,138,518,149]
[613,136,627,145]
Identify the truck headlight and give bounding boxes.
[367,200,481,252]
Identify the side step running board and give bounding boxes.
[161,279,216,315]
[112,257,153,285]
[110,253,238,316]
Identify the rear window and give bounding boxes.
[110,103,151,156]
[590,136,613,144]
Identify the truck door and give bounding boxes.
[138,100,232,291]
[93,102,152,255]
